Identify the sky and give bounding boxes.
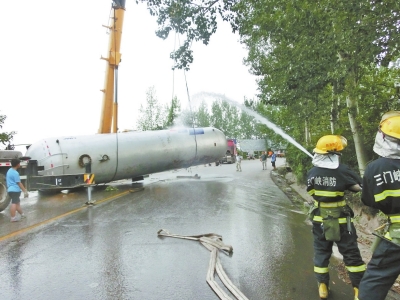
[0,0,258,152]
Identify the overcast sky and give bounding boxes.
[1,0,258,151]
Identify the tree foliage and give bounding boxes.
[136,86,166,131]
[194,101,211,127]
[235,0,400,177]
[180,98,260,139]
[0,113,16,147]
[137,0,238,70]
[136,88,182,131]
[139,0,400,180]
[164,96,181,128]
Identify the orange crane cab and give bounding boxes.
[98,0,126,134]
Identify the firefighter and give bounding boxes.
[307,135,366,300]
[358,111,400,300]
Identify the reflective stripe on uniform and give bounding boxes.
[388,215,400,223]
[313,216,352,224]
[313,200,346,208]
[379,215,400,242]
[385,232,392,240]
[374,190,400,202]
[314,266,329,274]
[345,265,366,273]
[308,189,344,197]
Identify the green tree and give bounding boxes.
[179,109,196,127]
[233,0,400,174]
[164,96,181,128]
[139,0,237,70]
[136,86,166,131]
[0,113,16,147]
[221,101,239,137]
[144,0,400,179]
[195,101,211,127]
[178,98,261,139]
[238,110,255,139]
[209,100,224,132]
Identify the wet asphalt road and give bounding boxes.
[0,158,358,299]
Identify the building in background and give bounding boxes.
[238,139,287,158]
[238,139,268,159]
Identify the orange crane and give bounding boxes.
[98,0,126,134]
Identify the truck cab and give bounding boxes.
[219,139,237,164]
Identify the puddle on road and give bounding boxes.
[148,174,234,184]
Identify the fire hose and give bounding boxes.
[157,229,249,300]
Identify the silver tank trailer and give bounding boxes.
[26,127,226,183]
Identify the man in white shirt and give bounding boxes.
[236,153,242,172]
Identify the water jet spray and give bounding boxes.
[193,92,314,159]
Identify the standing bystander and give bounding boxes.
[236,153,242,172]
[6,158,28,222]
[271,151,277,170]
[260,151,267,170]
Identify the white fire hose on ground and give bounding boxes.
[157,229,249,300]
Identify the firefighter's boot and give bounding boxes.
[318,282,329,299]
[353,287,359,300]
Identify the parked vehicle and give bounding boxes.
[277,150,285,157]
[219,139,237,164]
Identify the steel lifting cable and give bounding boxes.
[171,32,176,104]
[112,5,120,182]
[157,229,249,300]
[173,32,199,159]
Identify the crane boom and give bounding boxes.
[98,0,126,134]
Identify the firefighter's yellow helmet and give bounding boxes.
[379,111,400,140]
[313,135,347,154]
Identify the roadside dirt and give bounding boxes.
[270,166,400,296]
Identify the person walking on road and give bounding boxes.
[6,158,28,222]
[306,135,365,300]
[358,111,400,300]
[271,151,277,170]
[260,151,267,170]
[236,153,242,172]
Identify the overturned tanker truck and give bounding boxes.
[0,127,226,212]
[0,2,227,211]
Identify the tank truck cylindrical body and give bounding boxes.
[25,127,226,184]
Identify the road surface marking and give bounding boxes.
[0,190,134,242]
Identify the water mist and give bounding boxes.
[192,92,314,159]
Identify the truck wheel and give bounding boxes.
[0,174,11,212]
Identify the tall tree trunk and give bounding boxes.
[331,81,342,134]
[330,94,340,134]
[305,118,310,146]
[346,95,368,175]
